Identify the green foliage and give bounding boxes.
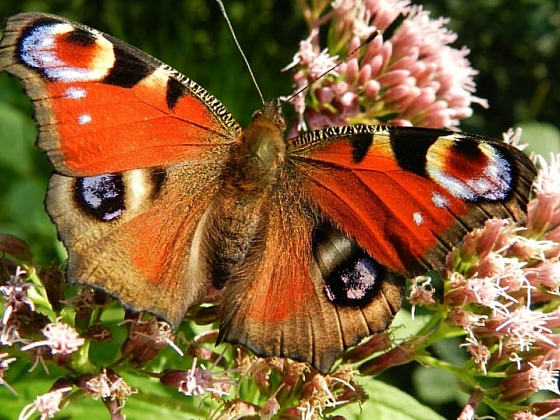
[336,379,447,420]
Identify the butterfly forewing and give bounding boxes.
[287,125,536,277]
[0,12,241,176]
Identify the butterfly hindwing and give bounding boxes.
[46,163,225,324]
[217,175,404,373]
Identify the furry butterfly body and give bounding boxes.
[0,13,536,373]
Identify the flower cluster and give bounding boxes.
[285,0,487,132]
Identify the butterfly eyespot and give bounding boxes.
[19,22,115,83]
[313,224,387,307]
[323,251,381,306]
[426,140,513,202]
[74,174,125,222]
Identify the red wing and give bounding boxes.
[0,12,240,176]
[288,126,536,276]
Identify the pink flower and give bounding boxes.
[407,276,436,318]
[499,359,560,403]
[341,331,392,363]
[458,389,484,420]
[512,411,557,420]
[527,154,560,238]
[448,309,488,330]
[18,379,73,420]
[21,319,84,366]
[60,287,97,330]
[219,400,258,418]
[1,266,35,345]
[285,0,487,131]
[496,307,558,352]
[259,394,281,419]
[524,262,560,293]
[461,333,491,374]
[120,316,182,367]
[444,272,514,316]
[359,342,415,375]
[77,369,134,402]
[160,358,236,397]
[526,400,560,418]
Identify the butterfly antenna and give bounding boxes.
[216,0,265,105]
[284,30,380,104]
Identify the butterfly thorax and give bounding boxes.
[225,101,286,191]
[202,104,287,287]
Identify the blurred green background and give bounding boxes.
[0,1,558,418]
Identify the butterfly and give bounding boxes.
[0,12,536,373]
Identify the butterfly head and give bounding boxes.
[228,101,286,190]
[252,99,286,132]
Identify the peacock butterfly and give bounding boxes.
[0,12,536,373]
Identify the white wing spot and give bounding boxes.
[78,114,92,125]
[432,192,449,208]
[413,212,424,226]
[64,87,87,99]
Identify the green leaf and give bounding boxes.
[391,308,433,341]
[413,365,468,406]
[334,378,446,420]
[518,121,560,157]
